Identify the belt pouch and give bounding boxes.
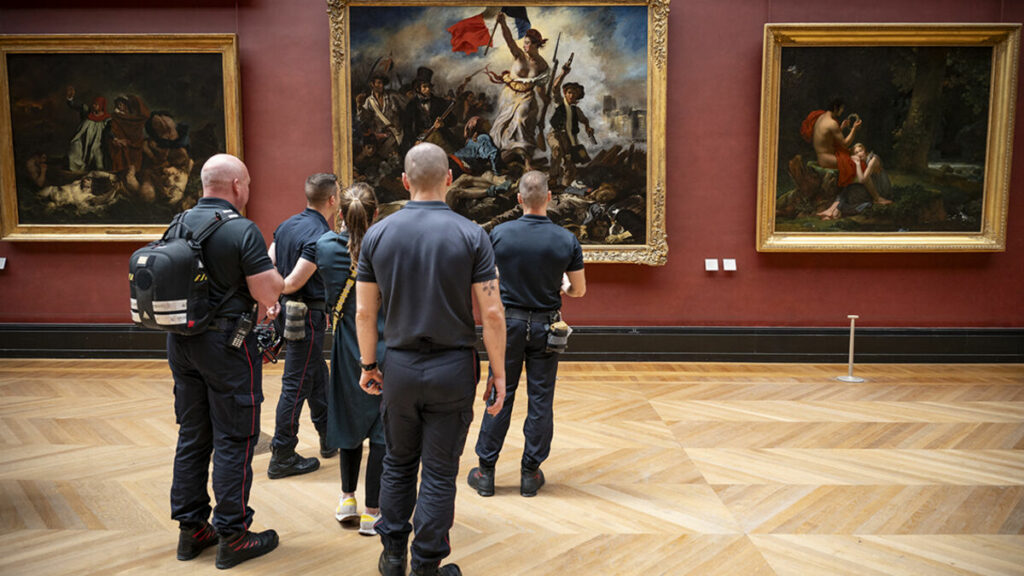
[546,320,571,353]
[283,300,308,341]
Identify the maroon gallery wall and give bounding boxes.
[1,0,1022,328]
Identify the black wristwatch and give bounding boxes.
[359,359,378,372]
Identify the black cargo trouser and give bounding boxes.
[475,314,560,469]
[376,347,477,571]
[168,325,263,535]
[272,307,329,452]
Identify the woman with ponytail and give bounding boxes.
[315,182,385,536]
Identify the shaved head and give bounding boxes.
[518,170,549,209]
[403,143,450,192]
[201,153,250,206]
[201,154,247,190]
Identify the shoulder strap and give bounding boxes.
[163,209,233,243]
[162,211,189,241]
[331,260,358,328]
[192,209,239,244]
[190,209,242,320]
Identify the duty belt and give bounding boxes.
[206,317,236,332]
[392,339,472,355]
[282,297,326,312]
[505,307,560,324]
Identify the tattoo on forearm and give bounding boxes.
[483,280,497,296]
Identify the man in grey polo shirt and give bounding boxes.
[355,142,507,576]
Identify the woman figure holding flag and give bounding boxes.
[487,10,549,170]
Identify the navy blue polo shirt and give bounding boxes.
[490,214,584,311]
[273,207,330,302]
[183,197,274,317]
[357,201,496,349]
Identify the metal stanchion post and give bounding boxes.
[836,314,865,383]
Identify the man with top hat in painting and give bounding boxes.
[402,67,458,153]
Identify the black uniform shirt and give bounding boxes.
[273,207,330,302]
[183,197,274,318]
[358,201,496,349]
[490,214,584,311]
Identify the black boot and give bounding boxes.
[320,432,338,458]
[267,447,320,479]
[466,464,495,497]
[215,529,279,569]
[378,539,408,576]
[411,563,462,576]
[177,521,218,560]
[520,465,545,497]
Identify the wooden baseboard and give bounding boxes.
[0,324,1020,363]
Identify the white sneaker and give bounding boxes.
[335,495,359,524]
[359,511,381,536]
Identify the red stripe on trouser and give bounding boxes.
[242,340,255,531]
[288,311,315,433]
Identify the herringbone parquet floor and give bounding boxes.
[0,360,1022,575]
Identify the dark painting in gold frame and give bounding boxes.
[756,24,1019,252]
[0,34,242,242]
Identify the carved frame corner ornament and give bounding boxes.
[650,0,670,71]
[326,0,347,67]
[327,0,669,265]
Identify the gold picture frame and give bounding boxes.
[756,24,1019,252]
[327,0,669,265]
[0,34,242,242]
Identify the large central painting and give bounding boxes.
[328,0,669,265]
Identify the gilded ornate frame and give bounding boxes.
[756,24,1020,252]
[0,34,242,242]
[327,0,669,265]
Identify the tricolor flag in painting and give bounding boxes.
[447,6,531,55]
[500,7,531,39]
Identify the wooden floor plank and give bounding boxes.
[0,360,1021,575]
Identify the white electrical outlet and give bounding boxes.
[704,258,719,271]
[723,258,736,271]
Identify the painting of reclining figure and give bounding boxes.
[756,24,1019,252]
[330,1,669,265]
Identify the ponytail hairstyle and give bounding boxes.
[339,182,378,263]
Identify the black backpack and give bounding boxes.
[129,208,240,335]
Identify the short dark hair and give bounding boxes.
[370,73,388,85]
[518,170,549,208]
[563,82,585,100]
[827,97,845,113]
[305,172,338,205]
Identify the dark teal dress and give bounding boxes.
[316,230,386,450]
